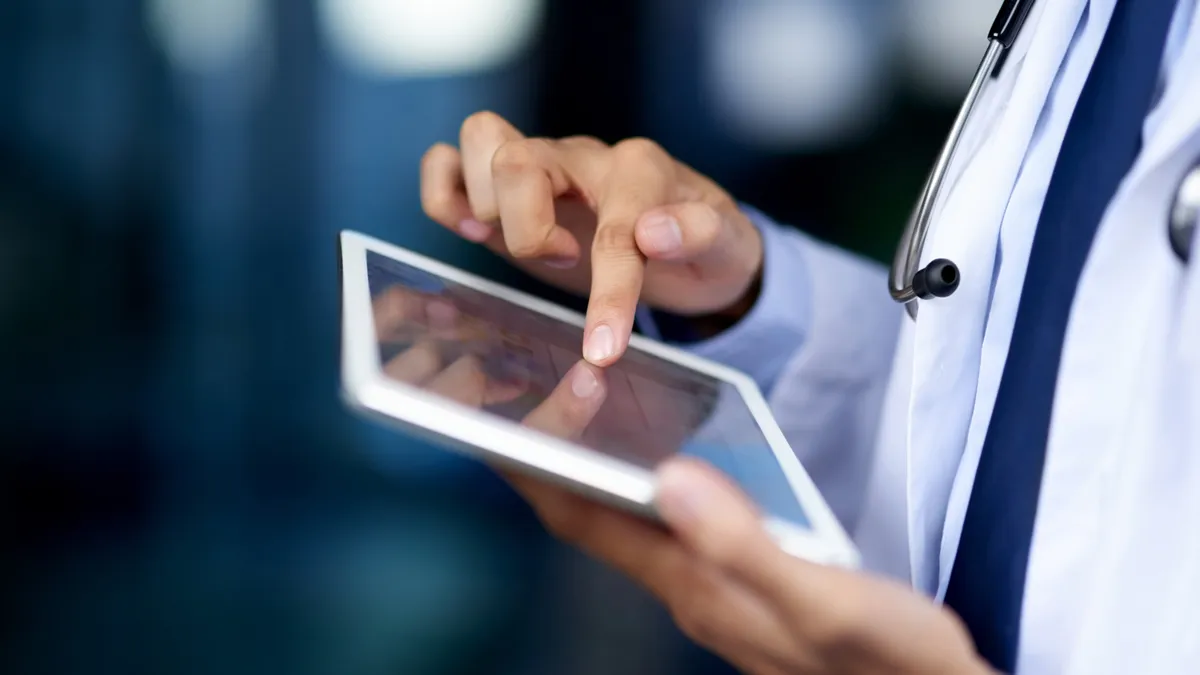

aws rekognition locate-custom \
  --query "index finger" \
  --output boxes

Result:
[521,360,607,440]
[490,136,607,266]
[583,139,673,366]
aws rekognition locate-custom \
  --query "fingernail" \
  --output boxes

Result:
[640,215,683,256]
[545,257,578,270]
[657,463,709,525]
[459,219,492,242]
[584,324,616,363]
[569,363,600,399]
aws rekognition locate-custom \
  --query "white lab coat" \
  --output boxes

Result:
[741,1,1200,673]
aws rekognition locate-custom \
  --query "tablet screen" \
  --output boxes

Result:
[366,251,809,528]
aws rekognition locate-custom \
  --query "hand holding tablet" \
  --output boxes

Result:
[341,231,857,567]
[391,112,996,675]
[341,234,992,675]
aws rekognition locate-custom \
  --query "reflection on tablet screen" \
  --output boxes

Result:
[366,251,809,528]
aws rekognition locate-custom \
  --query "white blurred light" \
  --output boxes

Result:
[899,0,997,100]
[319,0,544,77]
[147,0,268,73]
[706,0,886,150]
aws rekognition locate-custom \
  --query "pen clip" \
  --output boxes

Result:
[988,0,1036,49]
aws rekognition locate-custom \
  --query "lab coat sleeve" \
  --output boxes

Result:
[637,207,904,536]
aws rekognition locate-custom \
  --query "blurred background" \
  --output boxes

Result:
[0,1,995,673]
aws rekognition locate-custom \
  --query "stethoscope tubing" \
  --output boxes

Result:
[889,41,1004,318]
[888,0,1196,320]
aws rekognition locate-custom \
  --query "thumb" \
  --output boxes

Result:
[634,202,750,268]
[656,457,816,603]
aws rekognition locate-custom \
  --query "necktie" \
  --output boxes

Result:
[942,0,1181,671]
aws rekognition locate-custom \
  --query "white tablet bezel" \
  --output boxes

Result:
[339,230,860,568]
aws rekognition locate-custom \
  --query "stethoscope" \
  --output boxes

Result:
[889,0,1200,319]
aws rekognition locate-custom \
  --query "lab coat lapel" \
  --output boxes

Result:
[1017,16,1200,667]
[1035,136,1200,675]
[904,0,1086,595]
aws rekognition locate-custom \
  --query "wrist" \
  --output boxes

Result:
[687,265,764,339]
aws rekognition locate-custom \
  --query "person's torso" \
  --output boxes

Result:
[858,0,1200,672]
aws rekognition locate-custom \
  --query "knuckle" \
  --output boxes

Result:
[707,192,738,216]
[592,221,639,257]
[460,110,507,142]
[590,293,634,319]
[587,278,640,318]
[614,136,664,161]
[491,139,542,176]
[560,135,608,152]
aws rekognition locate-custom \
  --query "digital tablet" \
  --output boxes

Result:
[339,230,859,567]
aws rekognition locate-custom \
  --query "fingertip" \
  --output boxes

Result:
[658,457,726,496]
[421,180,473,229]
[458,218,493,243]
[568,360,605,400]
[659,459,800,604]
[655,458,760,538]
[522,360,607,439]
[655,459,716,530]
[583,322,626,366]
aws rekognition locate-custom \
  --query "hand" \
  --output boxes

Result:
[420,112,764,366]
[373,283,990,674]
[509,460,995,675]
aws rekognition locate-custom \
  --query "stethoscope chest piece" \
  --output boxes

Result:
[1170,165,1200,264]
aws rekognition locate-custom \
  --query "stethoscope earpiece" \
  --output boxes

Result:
[911,259,961,300]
